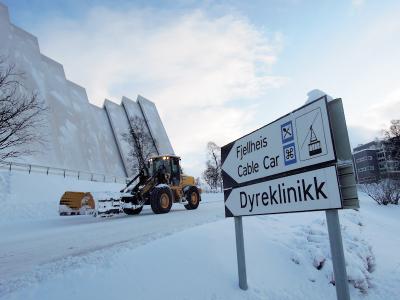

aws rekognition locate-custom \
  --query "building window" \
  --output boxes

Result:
[358,166,375,173]
[356,156,374,163]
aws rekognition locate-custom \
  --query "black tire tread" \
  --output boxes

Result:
[151,186,173,214]
[184,186,200,210]
[123,206,143,215]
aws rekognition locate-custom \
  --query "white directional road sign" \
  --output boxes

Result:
[224,165,342,217]
[221,98,336,187]
[224,96,353,300]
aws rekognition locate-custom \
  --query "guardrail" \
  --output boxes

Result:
[0,160,128,184]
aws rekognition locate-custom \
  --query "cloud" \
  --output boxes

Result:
[351,0,365,7]
[347,88,400,146]
[347,125,380,148]
[290,5,400,150]
[364,89,400,130]
[33,5,284,175]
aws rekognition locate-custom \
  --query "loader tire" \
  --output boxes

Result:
[123,206,143,215]
[184,186,200,210]
[151,186,173,214]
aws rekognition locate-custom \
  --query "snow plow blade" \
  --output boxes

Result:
[59,191,95,216]
[94,197,122,217]
[59,191,124,217]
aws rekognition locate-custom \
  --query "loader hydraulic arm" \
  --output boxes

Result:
[120,171,142,193]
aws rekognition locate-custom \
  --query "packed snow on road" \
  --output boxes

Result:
[0,171,399,300]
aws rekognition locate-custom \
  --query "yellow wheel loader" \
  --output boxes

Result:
[59,155,201,217]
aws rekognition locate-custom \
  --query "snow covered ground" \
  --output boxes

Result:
[0,171,123,225]
[0,171,399,299]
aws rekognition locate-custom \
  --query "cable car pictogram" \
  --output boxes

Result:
[308,125,322,156]
[299,109,324,158]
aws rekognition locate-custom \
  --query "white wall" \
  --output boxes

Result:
[0,3,174,178]
[138,95,175,155]
[122,96,158,157]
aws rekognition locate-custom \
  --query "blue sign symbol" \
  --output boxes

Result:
[283,143,297,166]
[281,121,294,144]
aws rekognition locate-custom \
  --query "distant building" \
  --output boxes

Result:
[353,140,400,183]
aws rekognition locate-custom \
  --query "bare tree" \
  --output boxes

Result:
[122,116,158,174]
[0,57,47,160]
[383,119,400,168]
[202,162,219,191]
[360,180,400,205]
[202,141,222,192]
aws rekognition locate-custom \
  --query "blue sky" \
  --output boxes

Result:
[2,0,400,176]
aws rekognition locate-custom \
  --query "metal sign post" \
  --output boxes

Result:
[221,96,359,299]
[326,210,350,300]
[234,216,248,290]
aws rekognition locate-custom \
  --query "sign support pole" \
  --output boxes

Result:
[234,216,248,290]
[325,209,350,300]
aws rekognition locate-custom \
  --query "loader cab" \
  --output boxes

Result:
[148,155,181,186]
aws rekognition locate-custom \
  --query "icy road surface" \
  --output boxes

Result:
[0,197,223,290]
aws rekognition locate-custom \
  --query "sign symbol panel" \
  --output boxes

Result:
[295,108,327,162]
[281,121,294,143]
[283,143,297,165]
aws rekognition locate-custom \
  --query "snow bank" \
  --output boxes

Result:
[286,210,374,293]
[200,192,223,203]
[0,171,123,224]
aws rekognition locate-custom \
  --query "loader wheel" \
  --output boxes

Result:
[123,206,143,215]
[184,186,200,210]
[151,186,173,214]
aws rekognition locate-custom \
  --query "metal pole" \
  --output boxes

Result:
[326,209,350,300]
[234,216,248,290]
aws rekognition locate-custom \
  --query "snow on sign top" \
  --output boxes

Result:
[221,97,336,188]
